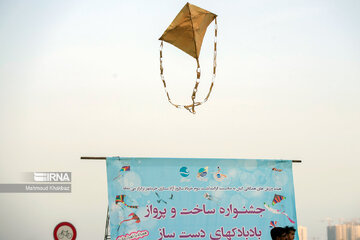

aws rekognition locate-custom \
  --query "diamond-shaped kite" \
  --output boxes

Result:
[159,2,218,114]
[272,194,286,205]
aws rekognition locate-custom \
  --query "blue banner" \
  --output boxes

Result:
[106,157,298,240]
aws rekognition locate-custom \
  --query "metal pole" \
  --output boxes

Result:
[104,207,110,240]
[81,157,106,160]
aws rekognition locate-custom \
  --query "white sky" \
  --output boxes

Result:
[0,0,359,239]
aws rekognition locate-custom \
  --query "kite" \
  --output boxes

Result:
[272,168,282,172]
[121,166,130,171]
[159,2,218,114]
[113,166,130,180]
[117,213,140,231]
[115,195,138,209]
[269,221,278,228]
[264,203,295,224]
[272,194,286,205]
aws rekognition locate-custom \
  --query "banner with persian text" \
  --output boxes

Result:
[106,157,298,240]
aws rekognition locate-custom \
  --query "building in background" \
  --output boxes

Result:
[298,226,307,240]
[327,221,360,240]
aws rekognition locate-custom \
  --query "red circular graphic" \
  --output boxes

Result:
[53,222,77,240]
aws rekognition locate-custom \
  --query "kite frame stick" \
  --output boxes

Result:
[80,157,302,163]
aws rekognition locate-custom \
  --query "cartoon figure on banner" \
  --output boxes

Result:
[155,192,174,204]
[117,213,140,232]
[204,192,221,205]
[197,167,208,181]
[113,166,130,180]
[115,195,138,209]
[213,166,227,182]
[159,3,218,114]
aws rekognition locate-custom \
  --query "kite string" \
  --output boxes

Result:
[188,17,217,113]
[189,59,201,113]
[196,17,217,104]
[159,17,218,114]
[160,41,181,109]
[160,43,200,113]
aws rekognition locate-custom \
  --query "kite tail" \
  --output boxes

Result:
[286,216,295,224]
[116,195,138,208]
[282,212,295,224]
[119,219,131,225]
[123,202,138,209]
[265,202,295,224]
[113,175,121,180]
[117,219,132,231]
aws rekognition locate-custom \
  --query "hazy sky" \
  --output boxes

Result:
[0,0,359,239]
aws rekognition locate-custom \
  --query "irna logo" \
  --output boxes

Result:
[34,172,71,182]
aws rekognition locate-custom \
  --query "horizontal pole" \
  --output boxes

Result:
[81,157,302,163]
[81,157,106,160]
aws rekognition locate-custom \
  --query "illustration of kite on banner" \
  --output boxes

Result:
[115,195,138,209]
[272,194,286,205]
[264,202,296,224]
[113,165,130,180]
[117,213,140,232]
[159,2,218,114]
[272,168,283,172]
[269,221,278,228]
